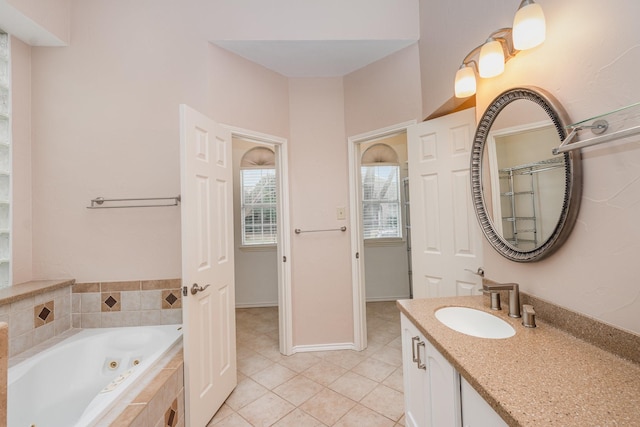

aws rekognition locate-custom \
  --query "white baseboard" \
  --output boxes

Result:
[235,302,278,308]
[365,295,410,302]
[292,342,357,353]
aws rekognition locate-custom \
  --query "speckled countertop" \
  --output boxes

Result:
[397,296,640,427]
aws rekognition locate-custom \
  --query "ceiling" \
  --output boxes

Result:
[213,39,417,78]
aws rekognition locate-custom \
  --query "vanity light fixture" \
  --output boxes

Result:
[478,38,506,78]
[453,0,546,98]
[512,0,546,50]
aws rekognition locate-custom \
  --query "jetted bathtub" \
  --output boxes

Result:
[8,324,183,426]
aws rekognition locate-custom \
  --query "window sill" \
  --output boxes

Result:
[364,238,406,248]
[239,244,277,252]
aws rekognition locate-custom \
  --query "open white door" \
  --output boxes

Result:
[407,108,483,298]
[180,105,237,426]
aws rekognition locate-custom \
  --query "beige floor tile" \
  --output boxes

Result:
[208,412,253,427]
[272,408,325,427]
[321,350,367,370]
[360,384,405,422]
[371,345,403,367]
[299,388,356,426]
[351,357,396,383]
[208,403,234,425]
[333,404,395,427]
[223,303,404,427]
[238,354,274,376]
[381,367,404,393]
[225,378,269,411]
[251,364,297,390]
[238,392,295,427]
[328,371,378,402]
[273,375,324,406]
[302,360,348,386]
[277,352,322,373]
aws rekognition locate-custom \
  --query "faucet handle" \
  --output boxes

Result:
[522,304,536,328]
[481,289,501,311]
[465,267,485,277]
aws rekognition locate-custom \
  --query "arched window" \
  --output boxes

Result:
[361,144,402,239]
[240,147,277,245]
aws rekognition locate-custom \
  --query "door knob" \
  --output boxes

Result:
[191,283,211,295]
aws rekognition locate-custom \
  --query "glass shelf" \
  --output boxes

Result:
[555,101,640,154]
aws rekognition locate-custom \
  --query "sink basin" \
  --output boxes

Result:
[435,307,515,339]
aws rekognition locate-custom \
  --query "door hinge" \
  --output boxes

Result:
[182,286,188,297]
[283,256,287,262]
[355,252,360,259]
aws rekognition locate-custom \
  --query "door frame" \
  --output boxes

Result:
[222,125,293,355]
[347,120,416,351]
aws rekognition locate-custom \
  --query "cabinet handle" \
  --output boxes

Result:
[411,336,420,363]
[417,341,427,370]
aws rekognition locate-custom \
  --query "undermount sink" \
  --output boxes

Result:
[435,307,515,339]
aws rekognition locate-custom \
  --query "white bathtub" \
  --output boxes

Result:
[8,324,183,427]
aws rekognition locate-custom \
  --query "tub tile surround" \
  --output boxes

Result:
[397,295,640,426]
[0,280,73,357]
[73,279,183,328]
[96,344,185,427]
[0,322,7,427]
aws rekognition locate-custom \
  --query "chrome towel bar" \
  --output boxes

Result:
[87,196,181,209]
[294,226,347,234]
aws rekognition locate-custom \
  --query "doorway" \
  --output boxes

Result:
[348,121,416,350]
[225,125,293,355]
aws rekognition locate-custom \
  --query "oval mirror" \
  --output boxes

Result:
[471,87,582,262]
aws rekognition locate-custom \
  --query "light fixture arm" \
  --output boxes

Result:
[487,27,519,62]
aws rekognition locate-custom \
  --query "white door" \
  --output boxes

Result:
[407,108,483,298]
[180,105,237,426]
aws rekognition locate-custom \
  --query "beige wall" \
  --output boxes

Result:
[10,37,32,285]
[344,44,422,136]
[419,0,640,333]
[30,0,209,282]
[289,78,353,347]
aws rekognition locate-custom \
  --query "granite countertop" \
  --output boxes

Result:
[397,296,640,426]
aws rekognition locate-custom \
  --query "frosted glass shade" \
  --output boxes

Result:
[454,66,476,98]
[513,2,546,50]
[479,40,505,78]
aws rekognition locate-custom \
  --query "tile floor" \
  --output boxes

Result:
[208,301,405,427]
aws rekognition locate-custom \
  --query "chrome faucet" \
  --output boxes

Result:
[467,268,521,318]
[482,279,521,318]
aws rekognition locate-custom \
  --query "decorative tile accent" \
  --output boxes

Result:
[165,398,178,427]
[101,292,121,312]
[34,301,55,328]
[162,290,181,309]
[71,279,182,328]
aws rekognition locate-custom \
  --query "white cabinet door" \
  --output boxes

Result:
[402,313,508,427]
[401,314,429,427]
[426,339,461,426]
[401,313,461,427]
[461,377,508,427]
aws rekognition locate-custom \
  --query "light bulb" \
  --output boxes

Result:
[454,66,476,98]
[479,40,505,78]
[513,0,546,50]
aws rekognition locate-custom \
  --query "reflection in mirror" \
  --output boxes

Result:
[485,100,565,251]
[471,87,582,262]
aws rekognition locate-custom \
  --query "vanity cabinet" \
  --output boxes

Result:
[401,313,507,427]
[401,313,461,427]
[460,377,508,427]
